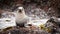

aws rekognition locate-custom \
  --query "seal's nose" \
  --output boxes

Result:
[19,10,22,13]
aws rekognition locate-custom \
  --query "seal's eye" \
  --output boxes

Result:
[0,14,2,18]
[28,24,32,26]
[19,10,22,13]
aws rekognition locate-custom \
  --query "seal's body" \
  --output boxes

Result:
[16,7,28,27]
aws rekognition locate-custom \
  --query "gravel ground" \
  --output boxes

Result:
[0,27,51,34]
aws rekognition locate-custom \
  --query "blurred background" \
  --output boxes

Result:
[0,0,60,17]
